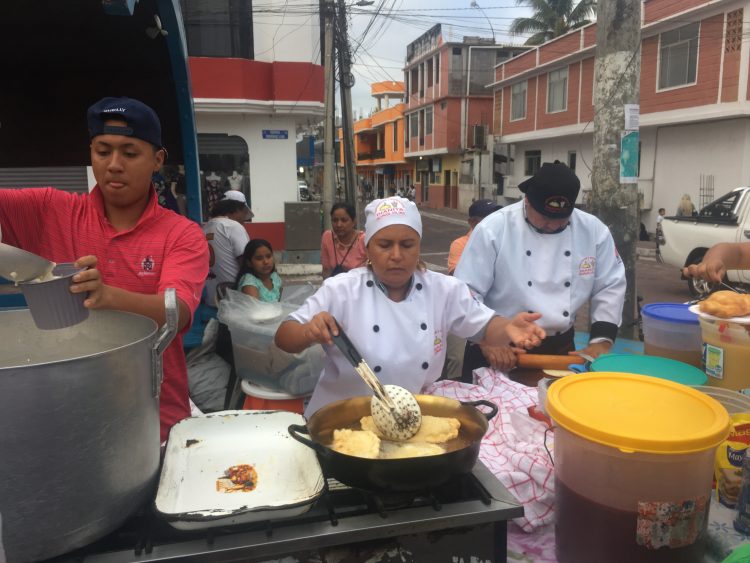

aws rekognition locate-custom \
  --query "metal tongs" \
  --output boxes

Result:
[686,279,748,305]
[329,320,398,413]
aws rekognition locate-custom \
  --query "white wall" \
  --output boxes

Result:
[504,135,594,201]
[196,113,299,223]
[253,0,320,64]
[648,118,750,229]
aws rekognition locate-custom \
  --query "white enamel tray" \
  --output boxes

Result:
[155,410,324,530]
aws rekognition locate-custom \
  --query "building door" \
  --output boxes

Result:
[421,172,429,202]
[443,170,451,207]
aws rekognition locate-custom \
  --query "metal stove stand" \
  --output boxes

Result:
[49,461,522,563]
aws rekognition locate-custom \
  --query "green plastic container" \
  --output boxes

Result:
[590,353,707,386]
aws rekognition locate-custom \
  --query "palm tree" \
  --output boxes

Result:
[510,0,597,46]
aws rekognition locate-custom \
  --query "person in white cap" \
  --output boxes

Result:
[275,196,546,416]
[202,192,253,307]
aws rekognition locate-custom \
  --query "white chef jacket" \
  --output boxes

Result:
[454,201,625,339]
[290,267,496,416]
[202,217,250,307]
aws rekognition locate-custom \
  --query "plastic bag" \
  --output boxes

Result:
[217,289,323,396]
[186,318,231,412]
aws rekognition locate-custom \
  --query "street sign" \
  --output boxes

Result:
[262,129,288,140]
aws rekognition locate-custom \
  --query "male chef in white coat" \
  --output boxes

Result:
[455,161,626,381]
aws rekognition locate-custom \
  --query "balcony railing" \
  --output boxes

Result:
[357,149,386,160]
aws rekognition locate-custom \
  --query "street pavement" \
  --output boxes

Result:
[418,207,692,332]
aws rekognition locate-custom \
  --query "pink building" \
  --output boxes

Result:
[403,24,527,210]
[490,0,750,230]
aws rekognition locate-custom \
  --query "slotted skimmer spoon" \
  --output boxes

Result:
[330,321,422,441]
[0,243,56,284]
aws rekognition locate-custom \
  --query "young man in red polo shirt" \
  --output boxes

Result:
[0,97,208,442]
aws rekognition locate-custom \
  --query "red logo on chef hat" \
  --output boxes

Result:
[544,195,572,215]
[375,198,407,220]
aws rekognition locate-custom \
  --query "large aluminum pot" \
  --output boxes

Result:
[0,290,178,562]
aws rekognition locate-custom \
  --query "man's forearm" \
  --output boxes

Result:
[102,286,191,330]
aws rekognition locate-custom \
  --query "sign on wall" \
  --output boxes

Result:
[262,129,289,140]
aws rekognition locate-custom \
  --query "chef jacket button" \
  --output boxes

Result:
[366,280,374,287]
[527,281,532,287]
[526,250,531,256]
[564,250,571,257]
[373,325,380,332]
[416,283,423,290]
[420,323,427,330]
[421,362,429,369]
[564,281,571,287]
[528,310,534,314]
[374,365,382,373]
[563,311,569,317]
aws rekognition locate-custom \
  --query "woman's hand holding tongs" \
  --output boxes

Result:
[302,311,340,346]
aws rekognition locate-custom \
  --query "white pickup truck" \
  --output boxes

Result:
[660,187,750,295]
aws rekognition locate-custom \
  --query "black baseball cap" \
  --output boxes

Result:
[519,161,580,218]
[87,97,163,149]
[468,199,501,218]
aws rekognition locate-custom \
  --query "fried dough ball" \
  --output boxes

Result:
[700,290,750,318]
[331,429,381,459]
[361,415,460,444]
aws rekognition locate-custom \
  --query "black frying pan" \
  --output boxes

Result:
[289,394,497,492]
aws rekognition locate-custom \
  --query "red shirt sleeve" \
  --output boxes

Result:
[0,188,57,255]
[159,220,210,329]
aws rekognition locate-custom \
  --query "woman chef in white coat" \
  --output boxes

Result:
[275,197,546,416]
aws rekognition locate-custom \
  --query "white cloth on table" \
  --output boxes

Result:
[425,368,556,532]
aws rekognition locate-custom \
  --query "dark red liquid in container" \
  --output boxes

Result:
[555,479,707,563]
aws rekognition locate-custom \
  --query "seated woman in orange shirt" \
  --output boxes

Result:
[320,203,367,278]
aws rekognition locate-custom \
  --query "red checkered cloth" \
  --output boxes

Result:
[426,369,556,532]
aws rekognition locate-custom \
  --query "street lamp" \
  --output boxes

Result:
[470,0,495,43]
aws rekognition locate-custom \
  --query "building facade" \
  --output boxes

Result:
[183,0,324,248]
[402,24,527,211]
[491,0,750,230]
[341,82,409,198]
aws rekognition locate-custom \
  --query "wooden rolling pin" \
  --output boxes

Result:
[516,354,586,371]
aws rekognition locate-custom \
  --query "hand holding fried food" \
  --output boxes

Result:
[699,290,750,318]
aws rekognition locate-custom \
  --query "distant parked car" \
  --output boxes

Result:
[297,180,311,201]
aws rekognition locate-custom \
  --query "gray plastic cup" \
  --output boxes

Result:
[19,263,89,330]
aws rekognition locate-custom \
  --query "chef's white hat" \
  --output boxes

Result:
[364,197,422,245]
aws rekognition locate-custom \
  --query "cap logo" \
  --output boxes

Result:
[544,195,572,215]
[375,199,406,220]
[103,107,127,113]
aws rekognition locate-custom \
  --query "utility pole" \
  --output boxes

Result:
[322,0,336,231]
[590,0,641,339]
[336,0,361,222]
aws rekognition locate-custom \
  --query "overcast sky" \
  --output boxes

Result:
[346,0,531,112]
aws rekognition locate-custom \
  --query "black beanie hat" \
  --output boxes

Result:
[519,161,580,218]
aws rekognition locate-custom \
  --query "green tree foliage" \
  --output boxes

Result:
[510,0,597,45]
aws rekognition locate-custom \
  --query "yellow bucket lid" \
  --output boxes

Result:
[546,372,730,454]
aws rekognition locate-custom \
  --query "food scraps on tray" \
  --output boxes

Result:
[216,464,258,493]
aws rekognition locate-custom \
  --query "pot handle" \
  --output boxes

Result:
[289,424,329,458]
[151,288,179,398]
[462,399,499,421]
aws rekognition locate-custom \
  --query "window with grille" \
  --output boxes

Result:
[410,113,419,138]
[425,107,433,135]
[547,68,568,113]
[658,22,699,89]
[726,10,742,53]
[393,120,398,152]
[524,150,541,176]
[511,81,527,120]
